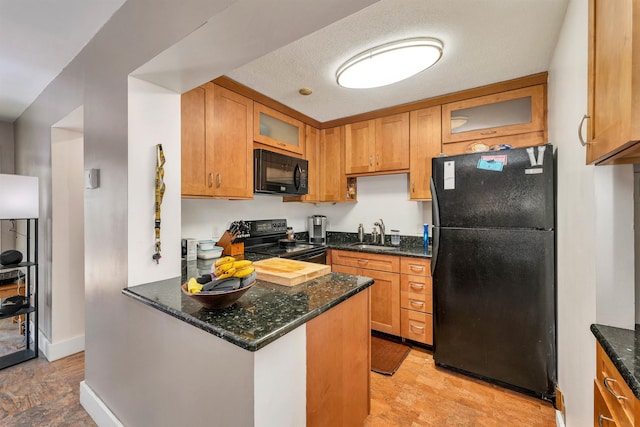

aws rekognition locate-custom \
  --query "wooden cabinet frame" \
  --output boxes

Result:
[442,85,545,144]
[254,102,305,156]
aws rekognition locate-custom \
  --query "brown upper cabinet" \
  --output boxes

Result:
[345,112,410,175]
[253,103,305,156]
[319,126,349,202]
[284,125,320,203]
[409,106,442,200]
[585,0,640,165]
[181,83,253,199]
[441,85,546,155]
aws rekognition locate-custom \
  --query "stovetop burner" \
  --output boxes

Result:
[240,219,326,260]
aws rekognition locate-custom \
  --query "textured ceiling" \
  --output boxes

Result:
[1,0,568,124]
[0,0,125,122]
[226,0,569,122]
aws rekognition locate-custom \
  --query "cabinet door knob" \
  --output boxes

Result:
[578,114,591,146]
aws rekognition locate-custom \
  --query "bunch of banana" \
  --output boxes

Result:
[213,257,255,279]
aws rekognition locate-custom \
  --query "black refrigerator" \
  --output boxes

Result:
[430,144,556,401]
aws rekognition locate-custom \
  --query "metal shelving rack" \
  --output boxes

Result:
[0,218,38,370]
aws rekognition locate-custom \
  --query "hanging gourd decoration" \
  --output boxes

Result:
[153,144,165,264]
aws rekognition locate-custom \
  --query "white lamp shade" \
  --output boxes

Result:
[0,174,39,219]
[336,37,443,89]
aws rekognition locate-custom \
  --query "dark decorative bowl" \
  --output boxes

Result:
[181,280,255,309]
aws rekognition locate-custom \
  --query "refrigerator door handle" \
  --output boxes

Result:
[430,226,439,276]
[430,176,440,227]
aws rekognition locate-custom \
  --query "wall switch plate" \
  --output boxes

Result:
[85,169,100,189]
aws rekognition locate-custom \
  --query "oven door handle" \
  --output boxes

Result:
[294,164,302,191]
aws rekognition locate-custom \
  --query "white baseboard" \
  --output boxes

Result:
[38,329,85,361]
[80,381,124,427]
[556,410,566,427]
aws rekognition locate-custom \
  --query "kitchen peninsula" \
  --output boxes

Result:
[122,271,373,426]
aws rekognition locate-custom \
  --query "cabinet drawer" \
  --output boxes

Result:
[596,343,635,427]
[401,310,432,345]
[331,264,358,275]
[400,274,432,295]
[594,380,620,427]
[400,257,430,276]
[332,250,399,273]
[400,292,432,314]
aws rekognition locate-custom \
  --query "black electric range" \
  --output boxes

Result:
[242,219,327,263]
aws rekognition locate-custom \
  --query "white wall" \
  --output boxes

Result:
[594,166,634,328]
[127,77,182,286]
[50,127,85,358]
[0,121,14,251]
[0,121,13,174]
[547,0,635,424]
[182,173,430,240]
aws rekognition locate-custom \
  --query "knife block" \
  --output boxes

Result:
[216,231,244,257]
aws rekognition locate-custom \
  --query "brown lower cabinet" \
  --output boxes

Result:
[331,249,432,345]
[594,342,638,427]
[307,288,370,426]
[399,257,432,345]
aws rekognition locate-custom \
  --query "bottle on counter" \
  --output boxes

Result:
[371,227,379,245]
[358,223,364,242]
[423,224,429,249]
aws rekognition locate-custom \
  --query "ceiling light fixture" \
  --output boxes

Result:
[336,37,443,89]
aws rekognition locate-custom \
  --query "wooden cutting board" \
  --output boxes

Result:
[252,258,331,286]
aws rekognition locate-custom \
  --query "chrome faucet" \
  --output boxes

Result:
[374,219,386,245]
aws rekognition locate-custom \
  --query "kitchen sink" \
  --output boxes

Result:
[348,243,399,251]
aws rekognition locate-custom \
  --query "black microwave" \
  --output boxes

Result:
[254,149,308,196]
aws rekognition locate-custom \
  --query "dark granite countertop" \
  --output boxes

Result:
[326,231,432,258]
[591,323,640,399]
[123,273,373,352]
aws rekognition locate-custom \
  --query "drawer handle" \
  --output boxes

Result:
[480,130,497,135]
[409,283,424,290]
[208,173,214,188]
[410,300,425,308]
[410,324,424,333]
[598,414,615,427]
[410,265,424,272]
[357,259,369,264]
[603,377,628,400]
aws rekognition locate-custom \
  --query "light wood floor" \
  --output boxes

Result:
[0,349,555,426]
[365,346,557,426]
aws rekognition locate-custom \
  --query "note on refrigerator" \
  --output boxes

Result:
[444,161,455,190]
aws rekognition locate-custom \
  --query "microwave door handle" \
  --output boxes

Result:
[294,164,302,190]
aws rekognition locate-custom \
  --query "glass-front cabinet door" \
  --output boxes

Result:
[254,103,304,155]
[442,85,545,144]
